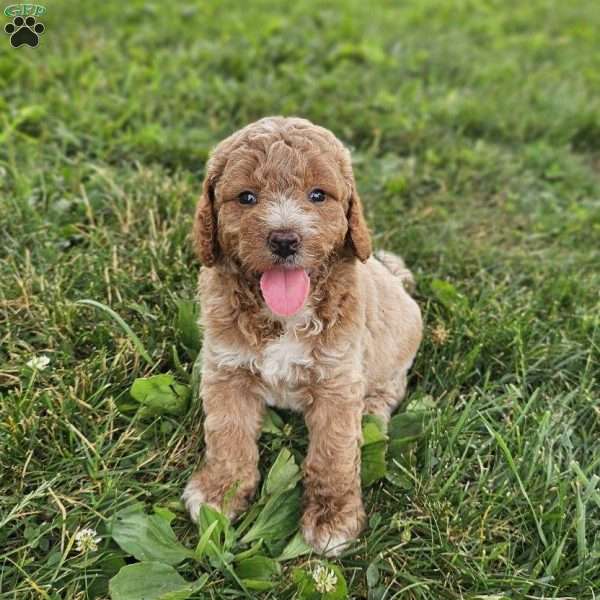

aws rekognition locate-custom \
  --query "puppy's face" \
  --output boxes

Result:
[212,132,351,275]
[194,117,371,276]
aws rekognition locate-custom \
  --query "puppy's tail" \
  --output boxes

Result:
[375,250,416,295]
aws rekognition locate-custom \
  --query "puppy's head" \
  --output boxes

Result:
[193,117,371,315]
[194,116,371,269]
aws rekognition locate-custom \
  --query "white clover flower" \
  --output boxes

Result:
[26,355,50,370]
[312,563,338,594]
[74,527,101,553]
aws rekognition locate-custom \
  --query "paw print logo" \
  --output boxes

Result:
[4,15,45,48]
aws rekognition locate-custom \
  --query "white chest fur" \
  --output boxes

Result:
[260,330,313,386]
[208,310,320,411]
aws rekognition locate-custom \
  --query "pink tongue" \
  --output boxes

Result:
[260,268,310,317]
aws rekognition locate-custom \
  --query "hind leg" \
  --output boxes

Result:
[364,369,409,423]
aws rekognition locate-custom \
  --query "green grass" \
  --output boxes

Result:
[1,0,599,597]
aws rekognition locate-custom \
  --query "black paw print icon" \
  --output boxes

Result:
[4,16,45,48]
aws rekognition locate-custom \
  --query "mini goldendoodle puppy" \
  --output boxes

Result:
[183,116,422,555]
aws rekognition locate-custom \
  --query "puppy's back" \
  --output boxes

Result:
[374,250,416,295]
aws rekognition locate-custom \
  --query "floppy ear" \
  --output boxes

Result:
[346,184,372,262]
[193,170,220,266]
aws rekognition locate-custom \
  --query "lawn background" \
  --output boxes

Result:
[1,0,599,598]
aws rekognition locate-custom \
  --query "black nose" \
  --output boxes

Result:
[268,230,300,258]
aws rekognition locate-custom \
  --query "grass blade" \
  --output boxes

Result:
[75,299,152,364]
[483,419,548,548]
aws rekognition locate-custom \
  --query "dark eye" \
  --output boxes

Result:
[309,189,326,203]
[238,191,257,205]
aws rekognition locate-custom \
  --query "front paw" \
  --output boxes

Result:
[301,493,366,556]
[182,464,258,522]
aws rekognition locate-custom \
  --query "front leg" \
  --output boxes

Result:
[183,367,264,521]
[301,380,366,556]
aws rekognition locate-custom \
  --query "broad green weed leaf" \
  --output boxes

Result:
[194,520,218,560]
[388,411,429,461]
[362,415,387,442]
[389,411,426,442]
[198,504,235,550]
[241,486,301,545]
[109,503,194,565]
[175,299,201,358]
[362,440,387,487]
[232,502,263,540]
[234,539,264,562]
[262,447,301,496]
[109,562,207,600]
[240,579,276,591]
[130,374,190,417]
[153,506,176,524]
[236,555,281,579]
[262,408,284,435]
[361,415,388,487]
[197,504,236,567]
[236,554,281,589]
[366,561,380,588]
[277,531,312,561]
